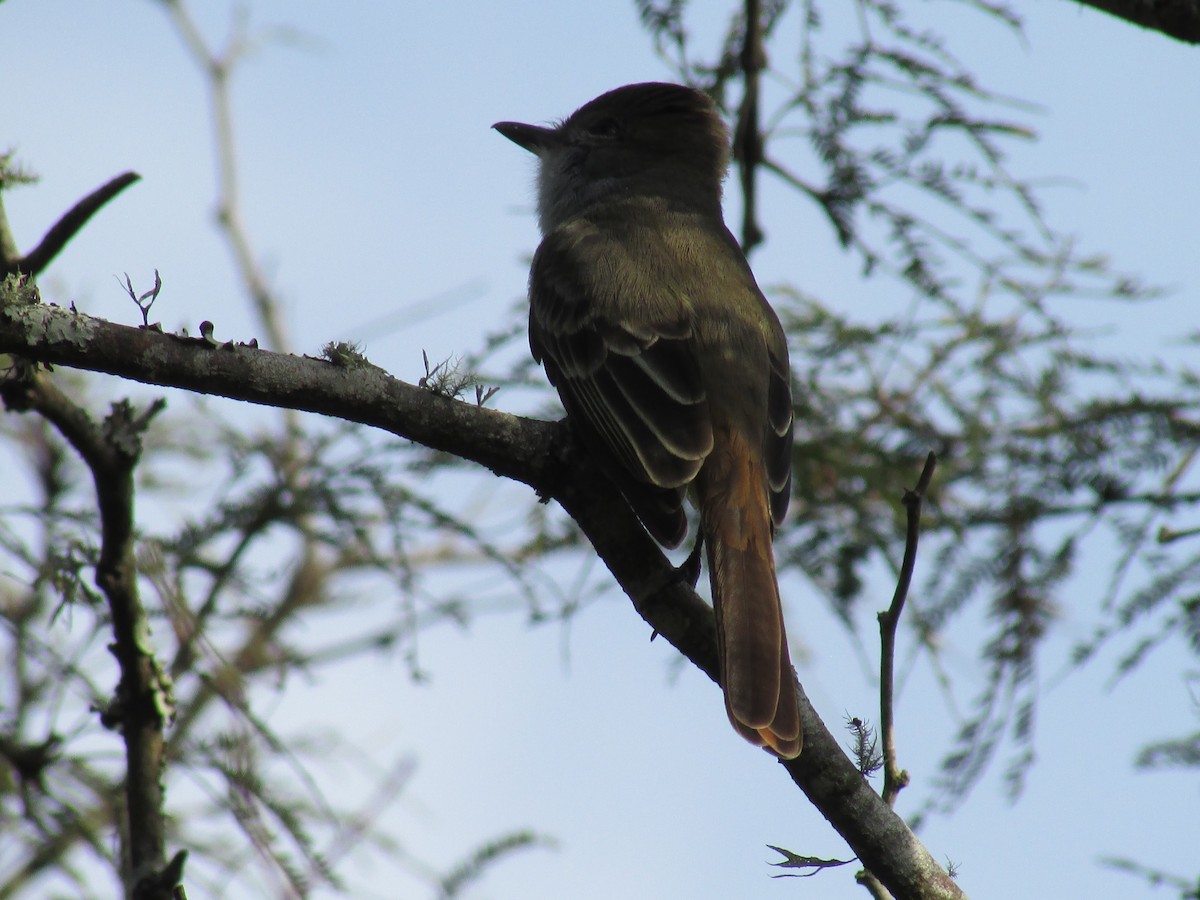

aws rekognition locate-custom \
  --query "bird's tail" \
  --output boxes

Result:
[698,427,802,759]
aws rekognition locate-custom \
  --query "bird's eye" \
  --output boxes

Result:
[587,116,621,138]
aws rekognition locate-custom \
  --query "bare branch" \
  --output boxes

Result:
[2,172,141,277]
[733,0,766,251]
[4,372,182,898]
[0,308,965,899]
[1068,0,1200,44]
[878,452,938,808]
[161,0,293,353]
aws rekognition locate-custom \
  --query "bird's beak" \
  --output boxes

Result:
[492,121,561,155]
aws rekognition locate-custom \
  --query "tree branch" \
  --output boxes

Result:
[1,370,182,899]
[734,0,766,251]
[162,0,293,353]
[2,172,141,277]
[0,306,964,899]
[879,452,937,809]
[1067,0,1200,44]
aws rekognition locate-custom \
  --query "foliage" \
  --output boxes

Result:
[626,0,1200,812]
[0,4,549,895]
[0,397,544,895]
[2,0,1198,896]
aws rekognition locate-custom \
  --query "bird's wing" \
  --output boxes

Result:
[765,335,794,528]
[529,227,714,547]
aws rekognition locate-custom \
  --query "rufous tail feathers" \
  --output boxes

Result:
[700,427,801,759]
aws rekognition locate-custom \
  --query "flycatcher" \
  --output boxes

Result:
[495,82,801,758]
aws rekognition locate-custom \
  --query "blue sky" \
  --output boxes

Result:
[3,2,1198,899]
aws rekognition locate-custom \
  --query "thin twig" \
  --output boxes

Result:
[5,172,141,277]
[162,0,293,355]
[878,451,937,807]
[857,868,896,900]
[735,0,765,252]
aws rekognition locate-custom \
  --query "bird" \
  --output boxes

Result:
[494,82,801,758]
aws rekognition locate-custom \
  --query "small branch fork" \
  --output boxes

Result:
[1,178,184,896]
[879,451,937,807]
[856,452,938,899]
